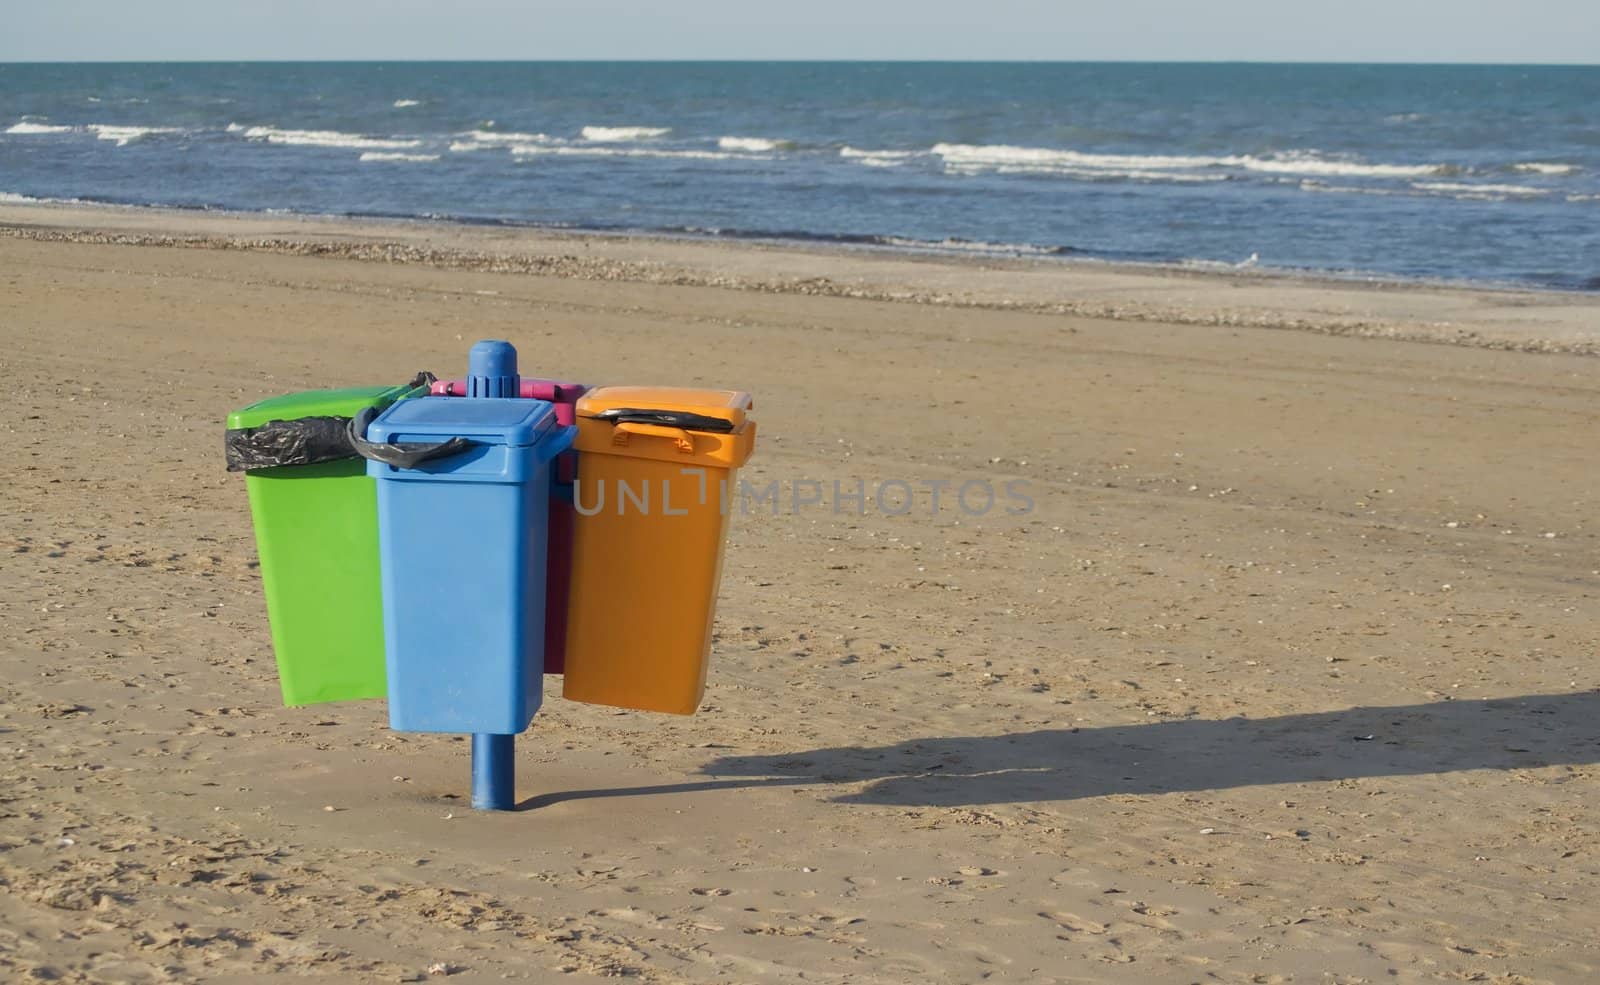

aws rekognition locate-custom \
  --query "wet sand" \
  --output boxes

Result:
[2,205,1598,983]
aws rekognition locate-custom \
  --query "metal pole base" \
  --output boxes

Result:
[471,733,515,810]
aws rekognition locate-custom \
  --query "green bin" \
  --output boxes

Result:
[226,384,422,706]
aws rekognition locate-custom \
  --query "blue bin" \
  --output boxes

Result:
[366,396,576,734]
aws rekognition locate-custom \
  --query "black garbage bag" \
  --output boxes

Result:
[225,416,359,472]
[224,372,437,472]
[586,407,738,433]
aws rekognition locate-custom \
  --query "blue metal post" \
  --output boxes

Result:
[471,733,515,810]
[467,340,522,810]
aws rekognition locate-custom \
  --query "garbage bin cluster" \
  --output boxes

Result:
[224,340,756,810]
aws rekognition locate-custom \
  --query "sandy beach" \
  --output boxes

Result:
[2,203,1598,984]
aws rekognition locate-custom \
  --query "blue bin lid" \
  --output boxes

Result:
[368,396,558,448]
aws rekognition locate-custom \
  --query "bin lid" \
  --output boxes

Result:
[227,384,416,430]
[367,396,558,448]
[576,386,752,431]
[433,378,588,404]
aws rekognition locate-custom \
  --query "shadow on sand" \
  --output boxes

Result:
[517,691,1600,810]
[705,691,1600,807]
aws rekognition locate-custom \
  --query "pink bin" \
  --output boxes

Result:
[430,377,588,674]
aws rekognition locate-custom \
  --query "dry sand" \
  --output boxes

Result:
[1,204,1598,984]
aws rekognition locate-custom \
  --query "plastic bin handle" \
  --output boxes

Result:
[346,407,479,469]
[610,421,699,455]
[588,408,737,433]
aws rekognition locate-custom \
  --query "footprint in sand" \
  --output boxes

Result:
[1040,910,1108,935]
[1122,899,1181,931]
[803,911,865,926]
[590,907,667,928]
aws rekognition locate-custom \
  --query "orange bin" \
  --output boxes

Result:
[562,386,756,714]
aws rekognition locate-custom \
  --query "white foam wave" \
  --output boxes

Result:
[1298,180,1400,197]
[87,124,178,146]
[840,147,918,168]
[1511,162,1578,175]
[449,130,557,152]
[946,161,1228,184]
[716,136,789,153]
[580,125,671,142]
[359,151,439,163]
[932,142,1444,179]
[1413,180,1549,197]
[393,99,422,108]
[6,122,73,135]
[1301,178,1556,202]
[242,126,422,150]
[1238,153,1442,178]
[878,236,1061,256]
[934,142,1230,172]
[225,122,245,133]
[513,145,737,161]
[0,191,50,203]
[1568,193,1599,202]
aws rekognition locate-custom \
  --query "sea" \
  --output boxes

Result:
[2,62,1597,290]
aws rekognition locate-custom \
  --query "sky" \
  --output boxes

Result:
[4,1,1598,64]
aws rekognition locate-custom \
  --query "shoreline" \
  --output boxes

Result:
[5,198,1600,356]
[12,190,1594,298]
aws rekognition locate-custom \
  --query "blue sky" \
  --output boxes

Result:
[6,1,1598,63]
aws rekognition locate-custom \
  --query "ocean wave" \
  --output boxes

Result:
[934,142,1231,172]
[87,124,179,146]
[931,142,1445,179]
[1301,178,1554,202]
[1298,180,1401,197]
[840,147,919,168]
[946,161,1228,184]
[1412,180,1549,197]
[512,145,738,161]
[877,235,1068,256]
[662,224,1076,256]
[242,126,422,150]
[580,125,671,142]
[1237,152,1443,178]
[359,151,440,163]
[449,130,557,152]
[716,136,791,153]
[5,122,74,135]
[1510,162,1579,175]
[7,122,180,145]
[1179,254,1264,271]
[393,99,422,108]
[0,190,53,203]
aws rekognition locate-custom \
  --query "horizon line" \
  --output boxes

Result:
[2,57,1598,67]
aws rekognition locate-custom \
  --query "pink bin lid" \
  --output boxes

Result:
[429,378,588,426]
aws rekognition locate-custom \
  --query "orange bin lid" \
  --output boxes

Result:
[576,386,752,428]
[574,386,755,468]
